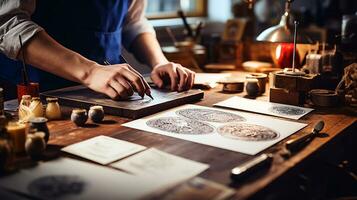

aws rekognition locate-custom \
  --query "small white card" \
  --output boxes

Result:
[214,96,313,120]
[61,135,146,165]
[111,148,209,185]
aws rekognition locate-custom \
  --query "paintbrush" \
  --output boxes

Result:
[165,27,178,46]
[104,58,154,100]
[19,35,29,86]
[178,10,193,38]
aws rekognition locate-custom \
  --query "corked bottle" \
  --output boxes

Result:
[45,97,61,120]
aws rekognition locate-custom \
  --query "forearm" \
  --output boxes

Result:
[19,31,97,85]
[130,33,168,68]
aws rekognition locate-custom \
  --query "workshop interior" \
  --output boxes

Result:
[0,0,356,199]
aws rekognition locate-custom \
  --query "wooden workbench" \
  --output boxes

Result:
[6,87,356,199]
[40,86,357,199]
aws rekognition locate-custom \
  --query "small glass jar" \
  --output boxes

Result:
[45,98,61,120]
[6,121,27,154]
[30,97,44,117]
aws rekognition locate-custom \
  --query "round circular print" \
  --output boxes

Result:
[176,108,245,123]
[217,123,279,141]
[146,117,214,135]
[28,175,86,199]
[269,106,306,116]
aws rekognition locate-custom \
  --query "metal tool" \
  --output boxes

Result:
[103,59,154,100]
[178,10,193,38]
[284,21,306,76]
[19,35,29,85]
[231,153,273,181]
[285,120,325,152]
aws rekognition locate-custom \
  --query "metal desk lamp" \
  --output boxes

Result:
[256,0,311,44]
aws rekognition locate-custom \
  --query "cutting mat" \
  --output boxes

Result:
[40,85,204,119]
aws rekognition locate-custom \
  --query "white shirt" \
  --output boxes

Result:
[0,0,155,60]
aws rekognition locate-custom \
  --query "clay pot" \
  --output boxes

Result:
[25,131,46,160]
[29,117,50,143]
[246,79,260,97]
[71,109,88,126]
[88,106,104,123]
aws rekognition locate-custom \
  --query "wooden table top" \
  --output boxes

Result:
[42,87,357,199]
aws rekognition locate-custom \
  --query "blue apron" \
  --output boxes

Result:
[0,0,129,92]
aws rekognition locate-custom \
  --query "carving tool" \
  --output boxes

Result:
[178,10,193,38]
[165,27,178,45]
[19,35,29,85]
[104,59,154,100]
[231,153,273,181]
[231,121,325,181]
[285,120,324,152]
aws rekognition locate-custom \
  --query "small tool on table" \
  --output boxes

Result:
[104,58,154,100]
[231,153,273,181]
[285,120,325,152]
[231,120,325,181]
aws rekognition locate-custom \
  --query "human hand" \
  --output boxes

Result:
[151,62,195,91]
[85,63,150,99]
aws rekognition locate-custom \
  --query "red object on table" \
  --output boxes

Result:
[17,82,39,103]
[275,43,300,68]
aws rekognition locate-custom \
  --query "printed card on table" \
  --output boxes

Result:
[122,104,307,155]
[214,96,313,120]
[62,135,146,165]
[111,148,209,186]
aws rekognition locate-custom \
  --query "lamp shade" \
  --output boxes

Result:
[256,6,312,43]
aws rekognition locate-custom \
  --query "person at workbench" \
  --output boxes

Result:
[0,0,195,99]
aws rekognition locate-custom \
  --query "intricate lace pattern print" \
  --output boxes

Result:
[146,117,215,135]
[176,108,246,123]
[217,123,279,141]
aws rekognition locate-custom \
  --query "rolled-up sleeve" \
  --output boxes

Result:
[0,0,43,60]
[122,0,155,50]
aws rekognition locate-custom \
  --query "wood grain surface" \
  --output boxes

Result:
[44,87,356,199]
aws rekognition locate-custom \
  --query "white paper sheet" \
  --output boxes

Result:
[194,73,232,88]
[61,135,146,165]
[214,96,314,120]
[0,158,169,200]
[111,148,209,187]
[123,104,307,155]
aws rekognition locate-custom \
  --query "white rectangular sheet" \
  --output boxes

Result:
[123,104,307,155]
[214,96,313,120]
[61,135,146,165]
[0,158,169,200]
[111,148,209,187]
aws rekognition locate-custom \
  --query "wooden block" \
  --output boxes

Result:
[41,85,204,119]
[269,87,305,106]
[274,72,318,92]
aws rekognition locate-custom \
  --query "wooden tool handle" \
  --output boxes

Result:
[285,132,314,151]
[231,153,273,180]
